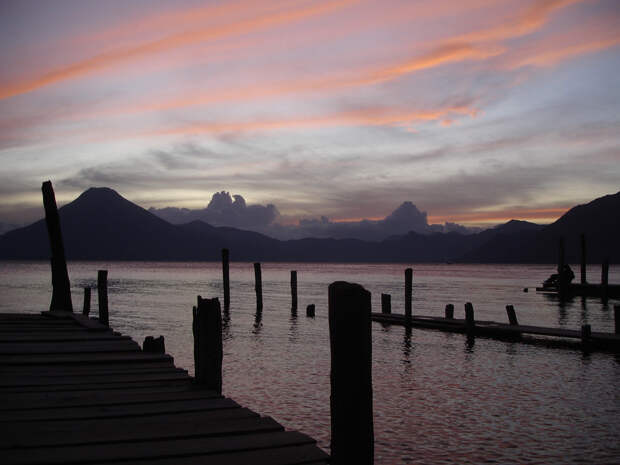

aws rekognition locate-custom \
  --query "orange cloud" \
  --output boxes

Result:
[93,0,584,117]
[428,206,570,225]
[0,0,357,100]
[143,104,478,137]
[503,29,620,69]
[457,0,585,43]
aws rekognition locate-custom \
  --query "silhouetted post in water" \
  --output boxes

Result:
[614,305,620,335]
[581,324,591,345]
[254,262,263,312]
[143,336,165,353]
[97,270,109,326]
[558,237,568,299]
[580,234,587,284]
[42,181,73,312]
[464,302,475,335]
[601,259,609,301]
[193,296,222,394]
[222,249,230,310]
[506,305,519,325]
[82,288,91,316]
[328,281,373,465]
[405,268,413,320]
[306,304,315,317]
[381,293,391,314]
[445,304,454,319]
[291,270,298,312]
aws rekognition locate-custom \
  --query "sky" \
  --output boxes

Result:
[0,0,619,232]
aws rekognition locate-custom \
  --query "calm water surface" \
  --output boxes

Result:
[1,261,619,464]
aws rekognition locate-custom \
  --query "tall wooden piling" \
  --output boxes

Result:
[581,324,591,344]
[82,287,91,316]
[97,270,109,326]
[381,293,391,314]
[602,259,609,301]
[193,296,223,394]
[405,268,413,319]
[506,305,519,326]
[558,237,568,299]
[222,248,230,310]
[614,305,620,335]
[445,304,454,319]
[254,262,263,312]
[291,270,298,312]
[464,302,475,335]
[580,234,587,284]
[558,237,565,274]
[42,181,73,312]
[328,281,374,465]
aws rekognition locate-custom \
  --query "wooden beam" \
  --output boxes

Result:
[41,181,73,312]
[328,281,373,465]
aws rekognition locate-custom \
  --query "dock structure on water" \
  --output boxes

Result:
[536,234,619,299]
[0,310,329,465]
[371,304,620,352]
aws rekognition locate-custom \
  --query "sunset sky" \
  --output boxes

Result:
[1,0,619,230]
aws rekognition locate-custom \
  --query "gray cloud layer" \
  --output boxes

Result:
[149,191,279,230]
[149,193,481,240]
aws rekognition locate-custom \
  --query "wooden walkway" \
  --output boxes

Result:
[371,313,620,352]
[536,283,620,298]
[0,312,329,465]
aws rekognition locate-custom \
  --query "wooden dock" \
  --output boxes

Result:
[0,311,329,465]
[371,312,620,352]
[536,283,620,298]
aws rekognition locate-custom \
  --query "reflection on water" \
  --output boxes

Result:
[1,261,619,464]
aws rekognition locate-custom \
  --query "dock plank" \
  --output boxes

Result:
[0,332,129,342]
[107,444,330,465]
[3,431,317,465]
[0,386,217,410]
[0,351,173,365]
[0,370,191,387]
[0,361,177,375]
[0,340,141,354]
[0,397,239,422]
[1,408,260,440]
[3,415,283,449]
[0,378,193,393]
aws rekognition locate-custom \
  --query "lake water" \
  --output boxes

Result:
[1,261,619,464]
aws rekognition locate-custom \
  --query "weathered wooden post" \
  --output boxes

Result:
[580,234,587,284]
[82,287,91,316]
[97,270,109,326]
[558,237,568,299]
[464,302,475,335]
[306,304,315,317]
[581,324,591,345]
[601,259,609,301]
[143,335,165,353]
[193,296,223,394]
[405,268,413,320]
[381,293,391,314]
[222,248,230,310]
[291,270,298,312]
[254,262,263,312]
[328,281,373,465]
[614,305,620,335]
[506,305,519,326]
[444,304,454,319]
[42,181,73,312]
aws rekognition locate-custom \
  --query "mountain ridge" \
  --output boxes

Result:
[1,187,618,263]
